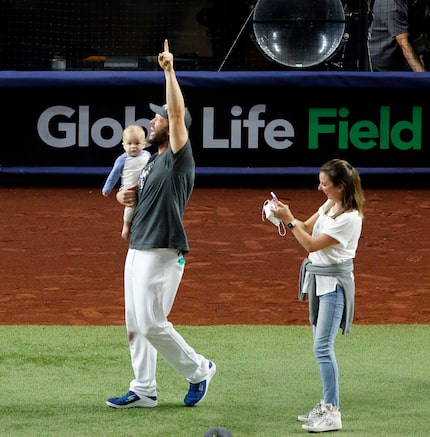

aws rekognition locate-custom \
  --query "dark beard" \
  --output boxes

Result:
[148,129,168,149]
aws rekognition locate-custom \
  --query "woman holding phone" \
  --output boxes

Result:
[272,159,365,433]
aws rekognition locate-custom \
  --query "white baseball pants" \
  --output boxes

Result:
[124,248,210,398]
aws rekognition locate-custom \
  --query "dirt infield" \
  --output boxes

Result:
[0,185,429,326]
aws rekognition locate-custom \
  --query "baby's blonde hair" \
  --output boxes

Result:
[122,124,146,143]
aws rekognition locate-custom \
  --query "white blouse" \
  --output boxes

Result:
[308,200,362,296]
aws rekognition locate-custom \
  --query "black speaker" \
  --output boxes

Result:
[342,0,370,71]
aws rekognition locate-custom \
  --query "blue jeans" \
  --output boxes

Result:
[312,285,345,408]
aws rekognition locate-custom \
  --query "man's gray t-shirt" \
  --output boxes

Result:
[369,0,428,71]
[129,140,195,254]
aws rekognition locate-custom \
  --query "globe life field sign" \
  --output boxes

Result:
[0,71,427,174]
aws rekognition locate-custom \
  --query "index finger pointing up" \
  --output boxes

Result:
[164,39,169,52]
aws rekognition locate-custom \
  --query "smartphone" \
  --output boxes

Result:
[270,191,279,203]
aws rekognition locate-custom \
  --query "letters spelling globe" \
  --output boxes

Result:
[252,0,346,68]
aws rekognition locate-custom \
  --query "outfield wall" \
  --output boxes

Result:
[0,71,429,177]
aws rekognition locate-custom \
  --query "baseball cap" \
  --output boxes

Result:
[149,103,192,129]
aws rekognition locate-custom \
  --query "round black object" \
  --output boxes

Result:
[252,0,346,68]
[203,427,233,437]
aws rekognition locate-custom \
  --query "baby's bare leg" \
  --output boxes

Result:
[121,221,131,240]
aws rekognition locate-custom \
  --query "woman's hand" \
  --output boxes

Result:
[116,185,137,207]
[272,200,294,224]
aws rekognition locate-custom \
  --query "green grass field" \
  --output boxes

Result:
[0,324,428,437]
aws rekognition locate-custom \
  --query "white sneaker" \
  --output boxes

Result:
[302,409,342,432]
[298,402,323,422]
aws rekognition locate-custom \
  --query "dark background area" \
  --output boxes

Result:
[0,0,369,71]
